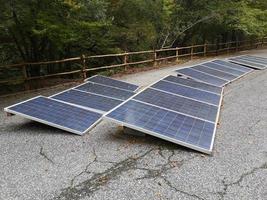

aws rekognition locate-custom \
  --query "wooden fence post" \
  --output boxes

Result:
[236,40,239,52]
[176,47,179,62]
[123,51,128,71]
[80,54,87,79]
[190,46,193,60]
[22,64,30,90]
[204,43,207,57]
[227,42,230,54]
[153,50,157,67]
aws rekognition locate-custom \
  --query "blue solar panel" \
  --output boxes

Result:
[163,75,222,94]
[245,55,267,62]
[151,80,221,105]
[51,89,122,112]
[230,57,267,69]
[87,75,139,91]
[106,100,216,153]
[212,60,251,72]
[203,62,244,76]
[238,56,267,65]
[75,82,135,100]
[4,96,102,135]
[133,88,218,122]
[229,58,266,69]
[176,68,228,87]
[192,65,237,81]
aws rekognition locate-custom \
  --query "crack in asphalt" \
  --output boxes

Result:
[248,119,261,132]
[69,148,98,188]
[163,177,205,200]
[135,148,203,199]
[53,148,156,200]
[216,162,267,200]
[135,149,184,181]
[54,145,203,200]
[39,146,54,164]
[69,147,117,188]
[53,146,203,200]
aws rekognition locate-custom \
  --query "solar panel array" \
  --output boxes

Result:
[105,56,262,154]
[4,75,139,135]
[105,75,222,154]
[5,55,264,154]
[228,55,267,70]
[175,59,253,87]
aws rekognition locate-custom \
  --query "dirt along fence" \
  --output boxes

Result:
[1,37,267,95]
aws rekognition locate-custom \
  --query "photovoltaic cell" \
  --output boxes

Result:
[229,58,266,69]
[175,68,228,87]
[51,89,122,112]
[202,62,244,76]
[75,82,135,100]
[105,100,216,153]
[191,65,237,81]
[133,88,218,122]
[163,75,222,94]
[86,75,139,91]
[4,96,102,135]
[151,80,221,105]
[212,60,252,72]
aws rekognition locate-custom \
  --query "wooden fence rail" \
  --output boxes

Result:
[1,37,267,93]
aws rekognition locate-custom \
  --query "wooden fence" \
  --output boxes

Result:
[1,37,267,94]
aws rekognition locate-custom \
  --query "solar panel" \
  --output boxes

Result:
[151,80,221,106]
[202,62,244,76]
[4,96,102,135]
[245,55,267,62]
[133,88,218,122]
[212,60,252,72]
[51,89,122,113]
[75,82,135,100]
[175,68,228,87]
[86,75,139,92]
[229,58,266,70]
[191,65,237,81]
[163,75,222,95]
[235,56,267,65]
[105,100,217,154]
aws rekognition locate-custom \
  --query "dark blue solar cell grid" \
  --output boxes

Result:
[163,75,222,94]
[239,56,267,65]
[134,88,218,122]
[212,60,251,72]
[151,80,221,105]
[52,89,122,112]
[75,82,135,100]
[88,75,139,91]
[203,62,244,76]
[106,100,215,151]
[7,96,102,134]
[176,68,228,87]
[229,58,266,69]
[192,65,237,81]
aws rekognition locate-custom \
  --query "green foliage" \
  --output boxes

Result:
[0,0,266,69]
